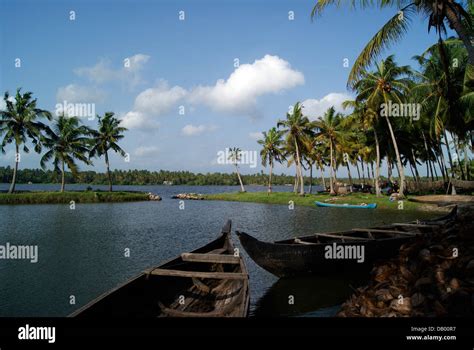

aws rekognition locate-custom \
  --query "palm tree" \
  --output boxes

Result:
[228,147,246,192]
[258,128,286,193]
[0,89,52,193]
[277,102,310,195]
[89,112,127,192]
[40,115,91,192]
[352,55,411,197]
[312,107,344,195]
[312,0,474,86]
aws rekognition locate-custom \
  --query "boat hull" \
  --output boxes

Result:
[70,221,250,318]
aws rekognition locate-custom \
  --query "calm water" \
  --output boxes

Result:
[0,184,437,317]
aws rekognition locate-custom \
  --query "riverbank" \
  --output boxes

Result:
[0,191,150,204]
[204,191,438,211]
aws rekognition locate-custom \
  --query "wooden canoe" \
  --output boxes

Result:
[315,201,377,209]
[237,206,457,278]
[70,220,250,317]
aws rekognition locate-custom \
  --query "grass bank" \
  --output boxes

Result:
[0,191,149,205]
[204,191,429,211]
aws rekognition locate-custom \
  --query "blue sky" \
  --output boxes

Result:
[0,0,446,176]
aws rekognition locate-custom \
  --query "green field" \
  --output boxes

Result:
[204,191,428,211]
[0,191,149,205]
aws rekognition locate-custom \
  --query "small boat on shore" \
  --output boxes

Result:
[237,207,457,278]
[70,220,250,317]
[315,201,377,209]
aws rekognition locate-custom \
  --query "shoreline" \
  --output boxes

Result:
[204,192,449,212]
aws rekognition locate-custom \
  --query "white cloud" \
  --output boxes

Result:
[121,81,187,130]
[74,54,150,87]
[249,132,263,140]
[56,84,106,103]
[134,146,159,157]
[0,95,14,110]
[301,92,352,120]
[188,55,304,115]
[181,124,217,136]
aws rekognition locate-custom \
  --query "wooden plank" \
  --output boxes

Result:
[294,238,316,245]
[315,233,370,240]
[149,268,247,280]
[392,223,438,228]
[181,253,240,264]
[352,228,419,236]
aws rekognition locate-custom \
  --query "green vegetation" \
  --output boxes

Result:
[204,191,424,211]
[0,191,149,205]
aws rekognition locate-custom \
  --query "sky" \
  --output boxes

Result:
[0,0,447,177]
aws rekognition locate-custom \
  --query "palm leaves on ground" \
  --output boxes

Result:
[228,147,246,192]
[257,127,286,193]
[312,0,473,86]
[277,102,311,195]
[89,112,127,192]
[40,115,91,192]
[0,89,52,193]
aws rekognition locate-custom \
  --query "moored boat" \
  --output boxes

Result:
[70,220,250,317]
[237,206,457,278]
[315,201,377,209]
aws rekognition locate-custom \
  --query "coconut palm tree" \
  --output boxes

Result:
[311,0,474,86]
[352,55,412,197]
[89,112,127,192]
[277,102,311,195]
[312,107,344,195]
[40,115,91,192]
[0,89,52,193]
[228,147,246,192]
[257,127,286,193]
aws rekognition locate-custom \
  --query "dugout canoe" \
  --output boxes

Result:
[236,206,457,278]
[70,220,250,317]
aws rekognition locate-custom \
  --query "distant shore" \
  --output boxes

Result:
[0,191,149,205]
[204,192,449,212]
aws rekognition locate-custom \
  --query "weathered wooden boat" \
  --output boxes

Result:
[237,206,457,278]
[315,201,377,209]
[70,220,250,317]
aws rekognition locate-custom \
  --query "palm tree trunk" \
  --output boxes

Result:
[453,136,465,180]
[235,165,245,192]
[384,115,405,197]
[443,130,454,178]
[309,163,313,194]
[388,158,393,181]
[361,158,366,185]
[345,163,352,185]
[355,161,361,183]
[268,161,273,193]
[374,130,381,197]
[293,172,298,193]
[320,165,326,191]
[445,6,474,67]
[8,143,20,194]
[105,151,113,192]
[329,141,335,195]
[61,160,66,192]
[429,159,435,182]
[294,140,304,195]
[464,146,470,181]
[411,149,420,182]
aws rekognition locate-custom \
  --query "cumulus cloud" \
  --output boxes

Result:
[121,81,187,130]
[74,54,150,87]
[56,84,106,103]
[134,146,159,157]
[181,124,217,136]
[188,55,304,115]
[248,132,263,140]
[301,92,352,120]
